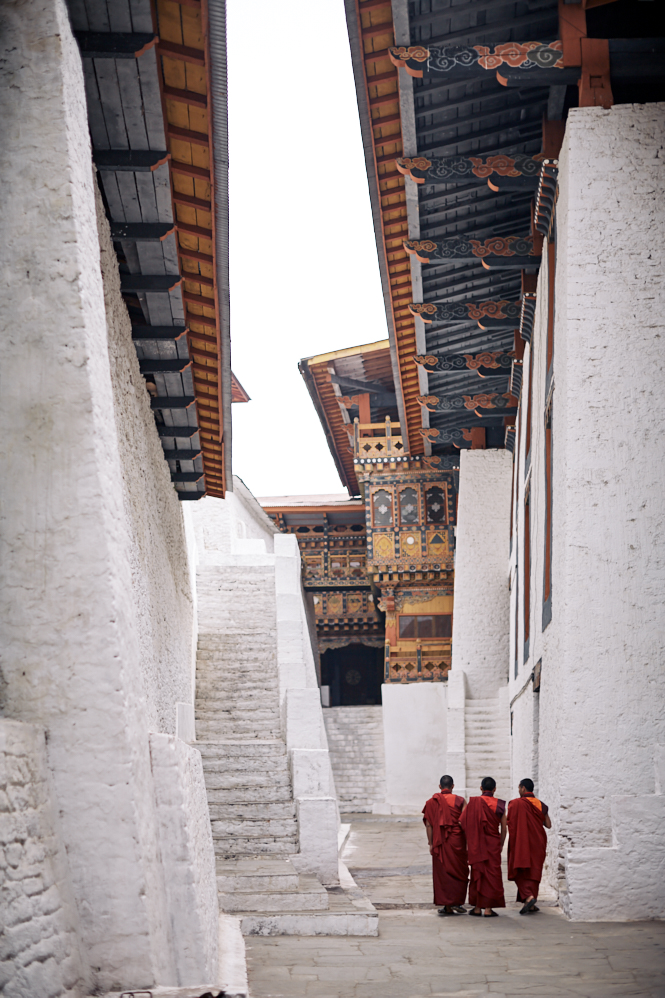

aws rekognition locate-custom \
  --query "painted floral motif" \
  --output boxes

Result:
[390,41,563,80]
[408,303,438,317]
[467,300,512,319]
[396,156,432,175]
[473,41,563,71]
[469,236,535,258]
[463,351,513,370]
[413,354,440,368]
[461,392,499,410]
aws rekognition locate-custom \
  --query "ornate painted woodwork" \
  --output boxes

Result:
[404,236,540,270]
[396,153,544,188]
[312,589,382,641]
[418,392,518,414]
[413,351,515,374]
[358,462,458,684]
[266,510,383,643]
[408,299,521,328]
[388,41,577,86]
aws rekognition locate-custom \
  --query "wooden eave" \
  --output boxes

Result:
[343,0,424,456]
[300,340,395,497]
[68,0,231,498]
[157,0,227,497]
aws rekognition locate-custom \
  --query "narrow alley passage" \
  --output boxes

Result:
[245,814,665,998]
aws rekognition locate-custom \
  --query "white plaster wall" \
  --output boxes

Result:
[149,734,218,985]
[101,193,196,734]
[451,450,512,699]
[381,684,448,810]
[0,720,86,997]
[511,104,665,919]
[0,1,214,985]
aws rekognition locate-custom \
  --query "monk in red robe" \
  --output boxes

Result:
[423,775,468,915]
[459,776,506,917]
[507,778,552,914]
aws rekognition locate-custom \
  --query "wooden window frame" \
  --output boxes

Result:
[370,486,394,528]
[397,484,421,526]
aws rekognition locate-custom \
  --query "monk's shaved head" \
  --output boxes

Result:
[519,778,535,792]
[439,775,454,789]
[481,777,496,791]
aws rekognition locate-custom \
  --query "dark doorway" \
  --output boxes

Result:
[321,644,383,706]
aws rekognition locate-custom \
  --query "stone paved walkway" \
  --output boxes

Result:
[245,813,665,998]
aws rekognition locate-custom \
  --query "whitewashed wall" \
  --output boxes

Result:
[451,450,512,698]
[511,104,665,920]
[0,721,86,998]
[380,684,448,811]
[0,0,217,987]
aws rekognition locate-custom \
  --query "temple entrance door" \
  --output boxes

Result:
[321,644,383,706]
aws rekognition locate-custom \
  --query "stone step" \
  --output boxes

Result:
[208,801,296,821]
[213,838,298,858]
[219,876,329,913]
[201,759,290,779]
[195,679,280,691]
[237,892,378,937]
[197,739,287,758]
[197,723,282,740]
[205,785,293,803]
[216,858,299,891]
[210,817,298,838]
[194,690,280,717]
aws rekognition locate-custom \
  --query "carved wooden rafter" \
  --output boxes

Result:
[413,351,515,374]
[408,299,521,328]
[396,153,544,189]
[404,236,540,270]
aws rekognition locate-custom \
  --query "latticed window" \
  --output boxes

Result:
[399,487,419,524]
[372,489,393,526]
[426,486,447,524]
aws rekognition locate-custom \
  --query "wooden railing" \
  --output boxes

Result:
[353,417,405,463]
[384,642,451,683]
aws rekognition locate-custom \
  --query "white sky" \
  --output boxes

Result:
[226,0,388,498]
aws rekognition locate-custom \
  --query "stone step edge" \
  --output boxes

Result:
[237,910,379,937]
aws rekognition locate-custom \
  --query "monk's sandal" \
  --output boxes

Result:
[520,898,538,915]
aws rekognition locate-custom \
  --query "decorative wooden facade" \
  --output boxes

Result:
[259,496,383,647]
[297,341,460,685]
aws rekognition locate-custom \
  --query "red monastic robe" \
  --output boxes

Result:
[507,793,549,901]
[422,791,468,906]
[459,793,506,909]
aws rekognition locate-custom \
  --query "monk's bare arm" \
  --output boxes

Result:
[499,813,507,849]
[544,812,552,829]
[425,821,434,854]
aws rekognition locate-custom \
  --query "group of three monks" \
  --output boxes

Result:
[423,775,552,917]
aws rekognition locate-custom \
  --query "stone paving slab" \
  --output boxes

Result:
[246,815,665,998]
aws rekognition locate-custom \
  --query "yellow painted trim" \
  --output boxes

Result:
[302,339,390,368]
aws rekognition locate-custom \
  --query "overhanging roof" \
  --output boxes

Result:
[299,339,398,496]
[67,0,232,497]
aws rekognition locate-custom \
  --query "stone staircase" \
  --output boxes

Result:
[195,630,377,935]
[322,706,386,812]
[196,632,299,858]
[464,697,511,802]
